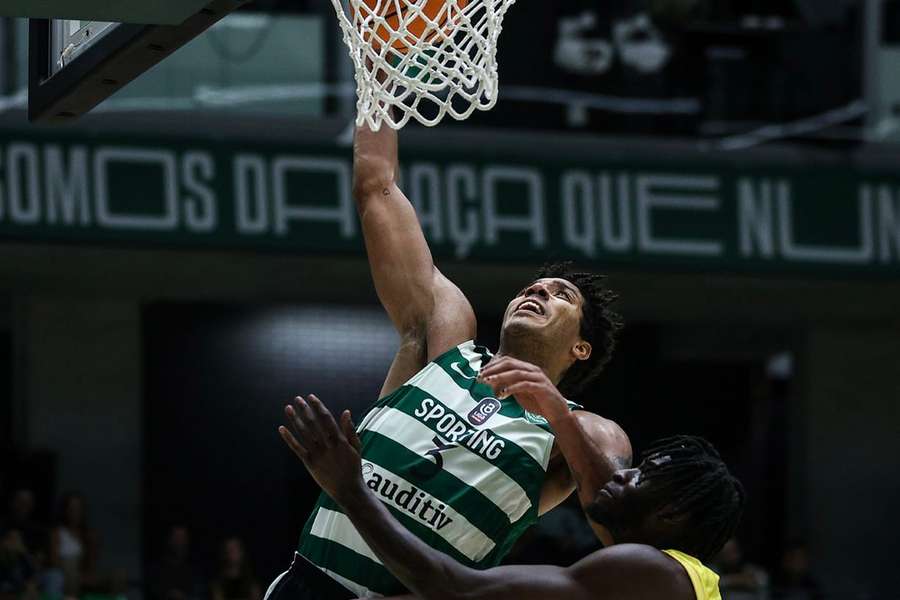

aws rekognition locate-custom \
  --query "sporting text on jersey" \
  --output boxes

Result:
[413,397,506,460]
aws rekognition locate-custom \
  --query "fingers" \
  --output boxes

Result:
[482,370,545,398]
[502,381,542,399]
[278,425,309,461]
[341,410,363,453]
[283,395,349,452]
[307,394,342,442]
[479,356,537,379]
[286,400,322,448]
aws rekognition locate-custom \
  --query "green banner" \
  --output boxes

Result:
[0,131,898,277]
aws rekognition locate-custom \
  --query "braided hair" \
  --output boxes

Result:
[537,262,623,397]
[639,435,745,562]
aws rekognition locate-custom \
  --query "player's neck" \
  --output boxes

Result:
[494,341,565,386]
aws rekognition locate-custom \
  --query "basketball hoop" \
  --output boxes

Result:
[330,0,517,130]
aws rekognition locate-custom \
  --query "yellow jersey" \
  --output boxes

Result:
[663,549,721,600]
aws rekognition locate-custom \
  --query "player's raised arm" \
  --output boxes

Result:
[353,122,475,394]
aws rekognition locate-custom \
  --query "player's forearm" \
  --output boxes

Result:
[353,123,399,198]
[338,486,476,600]
[352,122,439,335]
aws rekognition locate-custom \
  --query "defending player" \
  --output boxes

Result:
[265,122,632,599]
[280,398,744,600]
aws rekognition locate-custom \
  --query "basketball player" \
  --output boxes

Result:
[265,121,631,599]
[279,397,744,600]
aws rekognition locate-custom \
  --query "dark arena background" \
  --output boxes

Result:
[1,1,899,599]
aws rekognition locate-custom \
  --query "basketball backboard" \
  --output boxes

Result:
[28,0,249,123]
[4,0,218,26]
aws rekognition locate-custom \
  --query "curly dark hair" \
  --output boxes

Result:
[639,435,746,562]
[537,262,623,397]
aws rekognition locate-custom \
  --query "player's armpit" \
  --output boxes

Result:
[376,271,476,397]
[424,269,476,362]
[379,331,428,398]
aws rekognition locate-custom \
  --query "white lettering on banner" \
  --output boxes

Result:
[271,157,354,238]
[234,154,269,234]
[410,163,444,242]
[8,143,42,225]
[482,167,546,248]
[561,171,595,256]
[44,145,91,226]
[737,178,778,259]
[778,191,874,264]
[861,185,900,264]
[446,164,480,258]
[598,174,633,252]
[94,147,179,231]
[560,171,634,257]
[637,174,723,256]
[0,140,896,271]
[182,152,217,232]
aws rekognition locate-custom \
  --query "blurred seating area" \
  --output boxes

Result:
[2,479,826,600]
[0,484,263,600]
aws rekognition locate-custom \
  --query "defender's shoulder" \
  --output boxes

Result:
[572,544,697,600]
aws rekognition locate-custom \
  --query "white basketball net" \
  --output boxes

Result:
[330,0,516,130]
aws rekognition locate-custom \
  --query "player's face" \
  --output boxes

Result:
[501,278,585,342]
[586,457,670,537]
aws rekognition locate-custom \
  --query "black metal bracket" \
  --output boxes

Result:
[28,0,250,123]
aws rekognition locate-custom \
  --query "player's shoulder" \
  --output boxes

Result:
[571,410,633,467]
[572,543,697,600]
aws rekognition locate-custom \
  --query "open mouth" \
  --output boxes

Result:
[515,299,545,316]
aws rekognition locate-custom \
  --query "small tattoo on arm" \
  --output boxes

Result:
[382,188,391,195]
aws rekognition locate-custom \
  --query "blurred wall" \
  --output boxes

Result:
[17,296,142,577]
[804,324,900,594]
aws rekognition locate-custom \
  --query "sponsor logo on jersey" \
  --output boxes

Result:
[363,462,454,532]
[450,361,477,380]
[467,397,501,426]
[524,410,549,426]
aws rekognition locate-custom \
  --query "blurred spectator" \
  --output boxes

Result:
[2,489,47,562]
[772,542,823,600]
[49,493,98,596]
[147,526,202,600]
[209,538,261,600]
[713,538,770,600]
[0,527,38,600]
[3,488,63,599]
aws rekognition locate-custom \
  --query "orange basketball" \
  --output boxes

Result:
[354,0,470,54]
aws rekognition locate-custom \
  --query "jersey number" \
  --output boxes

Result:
[411,436,456,481]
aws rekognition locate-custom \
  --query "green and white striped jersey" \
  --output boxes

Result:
[297,341,577,597]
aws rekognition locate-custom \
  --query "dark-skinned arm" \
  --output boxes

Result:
[279,396,690,600]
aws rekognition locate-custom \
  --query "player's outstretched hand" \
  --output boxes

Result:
[478,356,569,423]
[279,395,366,505]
